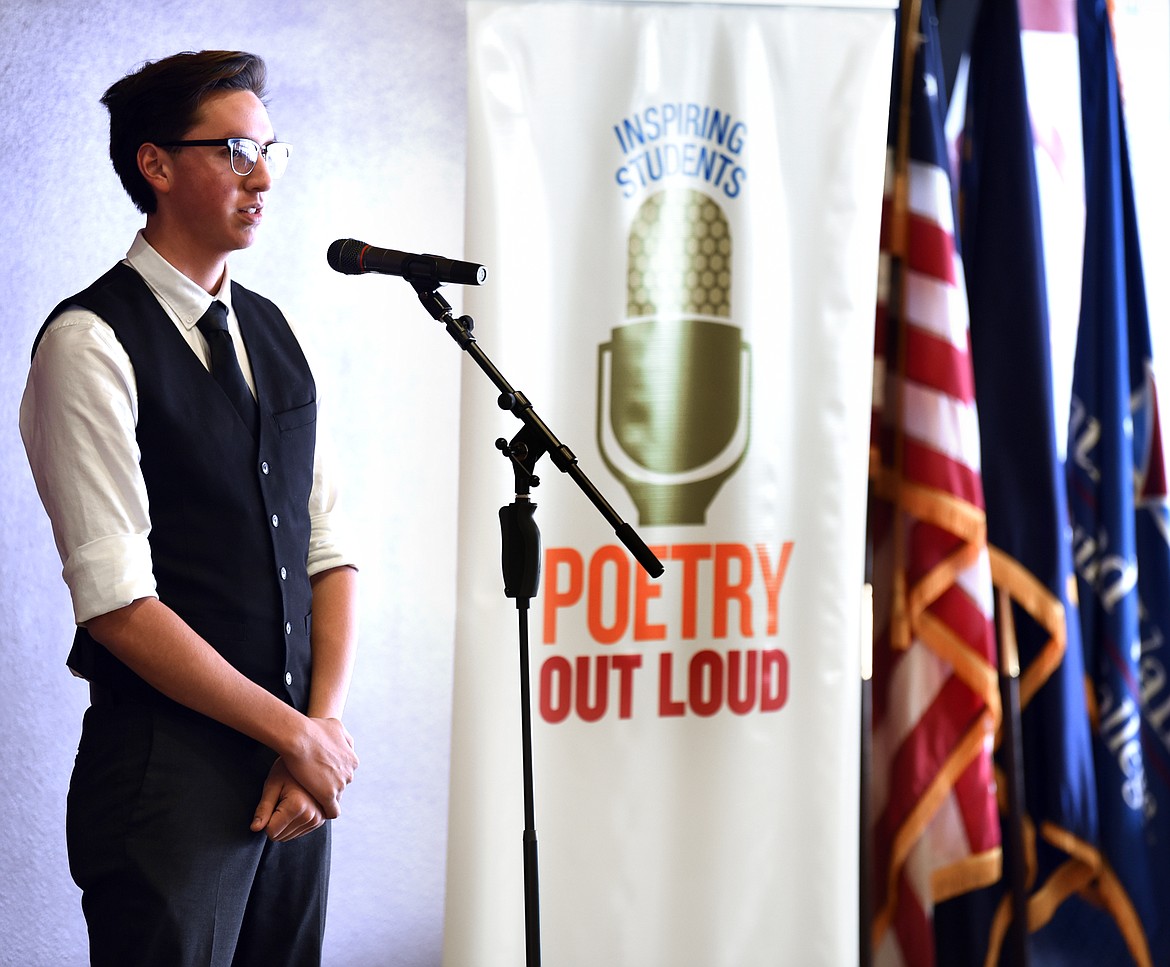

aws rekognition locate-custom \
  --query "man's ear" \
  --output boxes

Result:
[137,143,173,198]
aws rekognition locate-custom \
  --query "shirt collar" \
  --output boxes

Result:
[125,231,235,330]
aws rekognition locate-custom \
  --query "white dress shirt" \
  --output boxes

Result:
[20,232,352,625]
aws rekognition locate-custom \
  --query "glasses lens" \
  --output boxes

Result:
[228,138,260,176]
[262,143,291,180]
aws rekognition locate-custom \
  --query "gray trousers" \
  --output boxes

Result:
[67,699,331,967]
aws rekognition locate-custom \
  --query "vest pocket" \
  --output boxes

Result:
[273,400,317,431]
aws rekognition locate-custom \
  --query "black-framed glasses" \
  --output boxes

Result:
[156,137,292,179]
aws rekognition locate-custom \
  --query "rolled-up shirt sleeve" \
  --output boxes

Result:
[306,399,352,576]
[19,309,158,624]
[22,271,355,626]
[297,328,355,578]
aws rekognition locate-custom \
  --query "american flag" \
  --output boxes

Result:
[868,1,1002,963]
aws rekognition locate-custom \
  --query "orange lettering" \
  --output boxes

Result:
[543,548,583,644]
[634,544,669,641]
[714,543,752,638]
[670,543,712,639]
[756,541,794,636]
[587,545,629,644]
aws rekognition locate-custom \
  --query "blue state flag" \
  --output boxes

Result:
[1066,1,1170,964]
[951,0,1105,963]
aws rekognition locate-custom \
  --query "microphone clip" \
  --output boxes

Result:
[408,278,476,350]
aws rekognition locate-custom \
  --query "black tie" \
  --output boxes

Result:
[196,300,258,437]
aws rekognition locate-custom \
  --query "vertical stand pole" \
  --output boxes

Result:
[501,493,543,967]
[517,603,541,967]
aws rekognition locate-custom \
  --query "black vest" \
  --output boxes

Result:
[34,263,318,712]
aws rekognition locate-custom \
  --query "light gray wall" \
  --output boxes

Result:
[0,2,466,964]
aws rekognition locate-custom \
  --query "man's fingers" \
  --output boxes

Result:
[273,809,323,842]
[251,782,281,832]
[259,796,327,842]
[267,800,326,842]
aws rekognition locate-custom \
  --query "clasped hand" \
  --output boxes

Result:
[252,716,358,842]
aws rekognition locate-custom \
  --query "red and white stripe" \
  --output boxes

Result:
[870,145,1002,967]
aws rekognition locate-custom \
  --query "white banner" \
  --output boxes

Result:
[446,3,894,965]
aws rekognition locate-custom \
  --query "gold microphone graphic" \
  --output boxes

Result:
[598,188,751,526]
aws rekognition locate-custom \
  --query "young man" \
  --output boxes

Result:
[19,51,358,966]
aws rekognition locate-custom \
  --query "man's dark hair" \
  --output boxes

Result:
[101,50,269,214]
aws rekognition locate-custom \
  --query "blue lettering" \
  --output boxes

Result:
[616,165,636,198]
[727,122,746,155]
[724,166,746,199]
[612,104,749,199]
[644,105,661,140]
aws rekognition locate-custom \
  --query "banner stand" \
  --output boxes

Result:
[452,4,895,962]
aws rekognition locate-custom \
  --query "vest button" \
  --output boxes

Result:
[271,514,279,527]
[280,566,287,580]
[261,461,270,475]
[285,671,293,686]
[285,621,292,635]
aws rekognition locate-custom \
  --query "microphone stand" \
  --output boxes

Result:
[406,275,664,967]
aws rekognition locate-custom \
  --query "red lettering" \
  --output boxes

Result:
[539,653,644,723]
[658,648,789,717]
[575,655,609,723]
[540,656,572,722]
[760,649,789,711]
[658,652,686,716]
[612,654,642,718]
[689,650,723,716]
[727,648,758,714]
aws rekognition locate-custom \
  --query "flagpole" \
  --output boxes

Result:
[995,588,1030,967]
[887,0,923,656]
[866,5,922,964]
[860,579,874,967]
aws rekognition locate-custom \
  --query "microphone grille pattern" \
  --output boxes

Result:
[627,189,731,319]
[327,238,365,275]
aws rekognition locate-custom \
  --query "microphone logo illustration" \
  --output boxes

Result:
[598,188,751,526]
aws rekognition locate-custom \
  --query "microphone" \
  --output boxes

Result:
[327,238,487,286]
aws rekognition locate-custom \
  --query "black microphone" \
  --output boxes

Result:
[327,238,487,286]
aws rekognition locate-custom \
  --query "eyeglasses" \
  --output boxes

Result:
[156,137,292,179]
